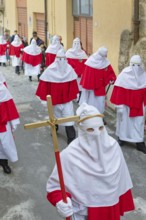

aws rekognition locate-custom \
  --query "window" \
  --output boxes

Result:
[81,0,90,15]
[73,0,93,17]
[73,0,80,16]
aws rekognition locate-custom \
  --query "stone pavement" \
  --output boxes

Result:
[0,64,146,220]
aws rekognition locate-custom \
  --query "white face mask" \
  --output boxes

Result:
[73,41,81,50]
[56,57,67,72]
[79,124,104,136]
[52,38,60,45]
[77,124,105,161]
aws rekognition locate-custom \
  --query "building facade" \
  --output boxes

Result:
[2,0,146,107]
[0,0,133,72]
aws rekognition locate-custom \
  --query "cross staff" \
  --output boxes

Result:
[24,95,80,220]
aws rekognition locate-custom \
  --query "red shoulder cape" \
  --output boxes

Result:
[67,58,87,77]
[36,80,79,105]
[22,52,42,66]
[45,53,56,67]
[47,189,134,220]
[0,44,7,55]
[110,86,146,117]
[0,99,19,132]
[9,44,24,58]
[80,65,116,96]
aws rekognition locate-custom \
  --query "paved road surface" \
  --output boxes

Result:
[0,65,146,220]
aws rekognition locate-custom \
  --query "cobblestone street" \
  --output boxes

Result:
[0,64,146,220]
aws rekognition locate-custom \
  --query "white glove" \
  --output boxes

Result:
[56,197,73,218]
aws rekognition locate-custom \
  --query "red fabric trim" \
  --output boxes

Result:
[67,58,87,77]
[36,80,79,105]
[80,65,116,96]
[9,44,24,58]
[110,86,146,117]
[0,103,7,132]
[0,99,19,132]
[0,44,7,55]
[47,189,134,218]
[47,190,72,206]
[88,190,135,220]
[21,52,42,66]
[45,53,56,66]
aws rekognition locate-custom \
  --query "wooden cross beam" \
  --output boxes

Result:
[24,95,80,220]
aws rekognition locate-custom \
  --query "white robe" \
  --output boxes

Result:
[79,89,105,114]
[0,119,20,162]
[114,60,146,143]
[0,55,7,63]
[116,105,145,142]
[11,56,22,67]
[24,63,41,76]
[54,102,74,126]
[39,55,78,126]
[47,133,133,217]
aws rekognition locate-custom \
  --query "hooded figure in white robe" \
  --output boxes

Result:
[0,83,20,174]
[45,35,63,67]
[110,55,146,154]
[9,35,23,67]
[22,39,42,81]
[36,49,79,144]
[79,47,116,114]
[46,103,134,220]
[66,38,88,96]
[0,35,7,64]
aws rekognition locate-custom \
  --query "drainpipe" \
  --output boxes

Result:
[133,0,140,44]
[44,0,48,46]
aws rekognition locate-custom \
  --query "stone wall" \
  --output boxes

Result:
[118,0,146,72]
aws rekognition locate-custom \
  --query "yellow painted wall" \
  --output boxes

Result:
[3,0,17,35]
[93,0,133,75]
[48,0,73,49]
[0,0,134,109]
[27,0,44,43]
[93,1,133,108]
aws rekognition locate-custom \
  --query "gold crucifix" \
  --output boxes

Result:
[24,95,104,220]
[24,95,79,220]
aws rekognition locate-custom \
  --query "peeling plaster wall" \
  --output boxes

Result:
[119,0,146,72]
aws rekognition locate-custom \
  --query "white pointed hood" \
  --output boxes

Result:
[47,103,133,207]
[85,46,110,69]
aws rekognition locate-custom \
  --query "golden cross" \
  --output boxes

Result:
[24,95,80,220]
[24,95,104,220]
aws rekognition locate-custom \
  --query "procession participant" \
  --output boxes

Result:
[46,103,135,220]
[58,35,64,46]
[80,46,116,114]
[9,35,24,75]
[110,55,146,154]
[36,49,79,144]
[30,31,43,46]
[66,38,88,101]
[21,39,42,81]
[3,30,11,64]
[0,83,20,174]
[10,30,18,43]
[0,35,7,66]
[45,35,63,67]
